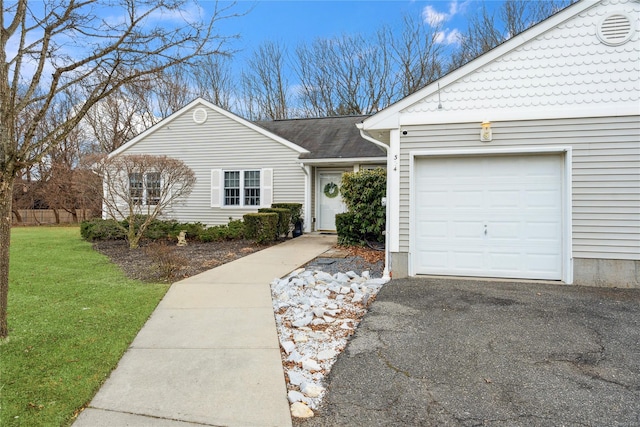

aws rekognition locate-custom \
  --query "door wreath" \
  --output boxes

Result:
[323,182,339,198]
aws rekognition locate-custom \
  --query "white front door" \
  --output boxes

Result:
[414,154,563,280]
[318,172,345,231]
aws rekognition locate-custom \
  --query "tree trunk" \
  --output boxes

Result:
[0,174,14,338]
[11,208,22,224]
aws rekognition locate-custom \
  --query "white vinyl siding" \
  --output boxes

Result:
[399,115,640,261]
[120,104,304,225]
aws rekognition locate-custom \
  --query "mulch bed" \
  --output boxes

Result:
[93,238,275,282]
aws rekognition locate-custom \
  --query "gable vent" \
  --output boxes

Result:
[597,13,634,46]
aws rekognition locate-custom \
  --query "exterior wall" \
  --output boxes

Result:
[574,259,639,288]
[119,103,305,226]
[397,116,640,264]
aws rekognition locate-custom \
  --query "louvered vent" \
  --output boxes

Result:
[193,107,208,124]
[597,13,633,46]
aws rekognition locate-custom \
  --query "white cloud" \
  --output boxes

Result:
[423,0,471,27]
[423,5,448,26]
[434,29,462,46]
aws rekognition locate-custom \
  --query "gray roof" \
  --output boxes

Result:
[256,115,386,160]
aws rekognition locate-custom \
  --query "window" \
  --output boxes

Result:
[146,172,161,205]
[223,170,260,207]
[129,172,161,206]
[224,171,240,206]
[129,173,144,205]
[244,170,261,206]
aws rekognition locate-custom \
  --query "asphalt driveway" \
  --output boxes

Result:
[299,278,640,427]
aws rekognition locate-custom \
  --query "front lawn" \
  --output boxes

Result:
[0,227,169,426]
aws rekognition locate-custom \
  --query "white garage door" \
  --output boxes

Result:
[414,154,563,280]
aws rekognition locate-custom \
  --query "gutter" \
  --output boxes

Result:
[356,123,391,281]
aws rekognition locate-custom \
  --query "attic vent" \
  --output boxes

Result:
[597,13,634,46]
[193,107,208,124]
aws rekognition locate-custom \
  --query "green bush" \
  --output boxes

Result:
[258,208,291,238]
[80,219,126,241]
[339,168,386,245]
[243,213,278,244]
[335,212,361,246]
[272,203,303,229]
[199,220,245,242]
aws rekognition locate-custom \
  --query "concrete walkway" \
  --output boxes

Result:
[74,234,337,427]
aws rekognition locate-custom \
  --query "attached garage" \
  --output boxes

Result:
[358,0,640,287]
[412,153,565,280]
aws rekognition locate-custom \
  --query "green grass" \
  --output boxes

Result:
[0,227,169,426]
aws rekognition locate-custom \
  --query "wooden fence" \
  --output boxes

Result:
[12,209,95,225]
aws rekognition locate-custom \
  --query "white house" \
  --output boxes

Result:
[107,98,385,232]
[359,0,639,287]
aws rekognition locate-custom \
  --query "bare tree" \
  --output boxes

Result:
[389,14,445,97]
[98,154,196,249]
[1,0,239,338]
[84,80,158,154]
[241,41,290,120]
[191,55,236,111]
[295,33,393,117]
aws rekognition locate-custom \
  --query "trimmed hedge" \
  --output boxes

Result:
[271,203,303,230]
[199,219,245,242]
[243,212,278,244]
[258,208,291,238]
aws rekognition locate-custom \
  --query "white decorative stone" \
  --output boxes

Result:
[302,359,322,372]
[311,318,325,325]
[291,402,314,418]
[345,271,359,279]
[316,349,337,360]
[301,382,325,398]
[293,333,308,343]
[288,390,306,403]
[339,286,351,294]
[288,370,306,385]
[292,315,313,328]
[323,315,335,323]
[281,340,295,354]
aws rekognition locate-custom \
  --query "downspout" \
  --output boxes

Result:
[357,124,391,280]
[299,163,312,232]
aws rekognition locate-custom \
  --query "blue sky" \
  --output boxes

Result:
[216,1,499,56]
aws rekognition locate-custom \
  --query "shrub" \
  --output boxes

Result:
[199,219,245,242]
[339,168,386,245]
[144,241,187,280]
[335,212,361,245]
[243,213,278,244]
[271,203,303,230]
[258,208,291,238]
[80,219,126,241]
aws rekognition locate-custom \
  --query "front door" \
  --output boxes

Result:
[317,171,346,231]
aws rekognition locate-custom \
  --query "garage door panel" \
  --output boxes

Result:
[414,154,563,280]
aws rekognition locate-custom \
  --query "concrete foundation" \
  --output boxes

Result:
[390,252,639,288]
[390,252,409,279]
[573,258,639,288]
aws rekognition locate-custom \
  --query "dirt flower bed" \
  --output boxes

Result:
[93,238,276,282]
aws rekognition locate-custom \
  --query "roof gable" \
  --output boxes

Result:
[110,98,309,157]
[364,0,639,130]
